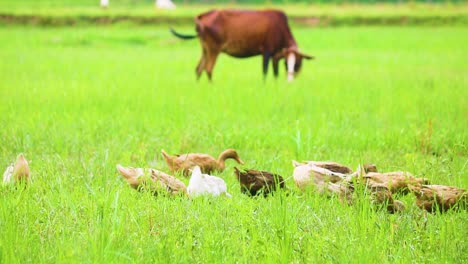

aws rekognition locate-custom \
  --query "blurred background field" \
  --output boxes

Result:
[0,0,467,263]
[1,1,467,26]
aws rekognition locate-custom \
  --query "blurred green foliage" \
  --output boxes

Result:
[0,0,465,6]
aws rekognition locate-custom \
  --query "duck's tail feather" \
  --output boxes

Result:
[116,164,133,179]
[161,150,171,160]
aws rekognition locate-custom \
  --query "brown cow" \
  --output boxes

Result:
[170,9,313,81]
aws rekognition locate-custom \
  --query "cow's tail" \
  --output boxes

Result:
[170,28,198,40]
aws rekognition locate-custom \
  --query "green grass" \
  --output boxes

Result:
[1,2,467,27]
[1,2,467,20]
[0,25,467,263]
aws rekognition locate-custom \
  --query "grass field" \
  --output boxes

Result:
[1,2,468,27]
[0,25,467,262]
[2,2,467,17]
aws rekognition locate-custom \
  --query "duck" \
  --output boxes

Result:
[233,167,286,197]
[187,166,231,198]
[291,161,405,211]
[325,181,354,204]
[367,185,405,213]
[292,161,353,202]
[292,160,347,190]
[161,149,244,177]
[408,184,467,212]
[116,164,187,196]
[360,171,430,194]
[3,154,30,185]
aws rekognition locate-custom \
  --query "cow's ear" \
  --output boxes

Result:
[297,51,314,60]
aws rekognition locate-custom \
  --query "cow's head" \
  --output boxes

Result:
[276,48,314,82]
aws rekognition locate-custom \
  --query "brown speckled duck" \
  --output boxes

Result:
[326,182,354,204]
[367,185,406,213]
[292,161,405,211]
[116,164,187,196]
[233,167,286,196]
[409,184,467,212]
[361,171,430,194]
[3,154,30,185]
[161,149,244,177]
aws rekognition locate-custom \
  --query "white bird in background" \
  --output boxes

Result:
[187,166,231,198]
[100,0,109,8]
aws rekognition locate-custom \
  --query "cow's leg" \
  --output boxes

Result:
[262,53,271,79]
[272,58,279,78]
[196,49,207,80]
[205,50,219,81]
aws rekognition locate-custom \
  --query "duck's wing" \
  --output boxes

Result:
[429,185,467,206]
[206,175,228,195]
[365,172,429,193]
[308,165,347,183]
[410,184,467,212]
[151,169,187,195]
[185,154,218,169]
[234,169,262,195]
[253,170,286,189]
[307,161,353,174]
[171,154,217,173]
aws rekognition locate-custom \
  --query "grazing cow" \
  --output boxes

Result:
[170,9,313,81]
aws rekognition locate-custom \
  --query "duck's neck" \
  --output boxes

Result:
[190,174,201,184]
[217,150,237,170]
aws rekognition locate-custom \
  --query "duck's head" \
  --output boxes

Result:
[16,153,28,164]
[220,149,244,164]
[13,153,30,181]
[233,167,245,178]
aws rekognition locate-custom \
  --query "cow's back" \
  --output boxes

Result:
[196,9,295,58]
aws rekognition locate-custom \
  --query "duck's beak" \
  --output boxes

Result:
[237,158,245,165]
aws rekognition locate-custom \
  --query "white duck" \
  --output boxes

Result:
[187,166,231,198]
[3,154,30,185]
